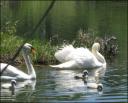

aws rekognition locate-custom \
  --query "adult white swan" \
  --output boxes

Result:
[0,43,36,80]
[50,42,106,69]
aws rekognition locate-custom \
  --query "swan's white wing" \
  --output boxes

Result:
[66,48,102,68]
[55,45,75,62]
[64,47,92,60]
[53,47,103,69]
[50,60,79,69]
[1,63,20,77]
[0,63,29,79]
[1,76,17,80]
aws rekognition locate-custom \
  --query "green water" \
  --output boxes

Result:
[0,1,127,102]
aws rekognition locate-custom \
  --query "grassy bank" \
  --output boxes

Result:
[1,32,58,65]
[0,21,58,65]
[1,33,58,65]
[1,21,118,65]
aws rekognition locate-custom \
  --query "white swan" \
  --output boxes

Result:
[50,42,106,69]
[0,43,36,80]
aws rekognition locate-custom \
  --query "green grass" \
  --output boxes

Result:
[0,21,57,65]
[0,32,57,64]
[0,33,56,64]
[30,39,57,64]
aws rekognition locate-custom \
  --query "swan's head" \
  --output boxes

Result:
[22,43,35,55]
[97,83,103,91]
[92,43,100,52]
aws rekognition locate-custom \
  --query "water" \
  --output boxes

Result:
[1,56,127,102]
[1,1,127,102]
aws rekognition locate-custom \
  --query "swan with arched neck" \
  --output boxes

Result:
[50,42,106,69]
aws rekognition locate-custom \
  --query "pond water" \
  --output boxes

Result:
[1,53,127,102]
[1,1,127,103]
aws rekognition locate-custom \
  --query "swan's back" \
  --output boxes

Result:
[55,46,103,68]
[55,45,75,62]
[67,47,102,68]
[51,43,106,69]
[0,63,28,78]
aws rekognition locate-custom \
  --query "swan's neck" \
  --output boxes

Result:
[22,51,36,79]
[92,50,106,64]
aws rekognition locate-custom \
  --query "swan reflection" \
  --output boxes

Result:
[51,66,106,94]
[51,67,106,92]
[51,70,85,92]
[83,66,106,94]
[0,79,36,98]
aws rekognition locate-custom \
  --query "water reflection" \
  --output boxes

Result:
[1,63,127,102]
[50,66,107,95]
[89,65,106,82]
[0,79,36,100]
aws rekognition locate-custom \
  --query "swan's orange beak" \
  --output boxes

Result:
[31,47,36,56]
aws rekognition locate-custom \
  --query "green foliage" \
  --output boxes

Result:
[30,40,57,64]
[1,21,118,65]
[0,21,23,55]
[0,21,57,64]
